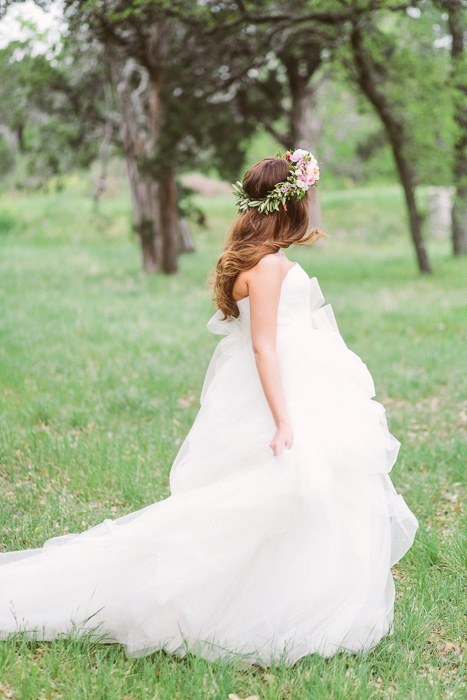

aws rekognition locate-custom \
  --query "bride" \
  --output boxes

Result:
[0,150,418,666]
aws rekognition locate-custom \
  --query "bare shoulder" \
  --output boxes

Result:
[233,254,283,300]
[245,254,286,303]
[247,253,283,281]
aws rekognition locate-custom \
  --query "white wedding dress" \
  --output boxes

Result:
[0,262,418,666]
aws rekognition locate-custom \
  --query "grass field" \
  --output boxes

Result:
[0,178,466,699]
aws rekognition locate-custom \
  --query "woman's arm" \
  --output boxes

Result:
[246,255,292,457]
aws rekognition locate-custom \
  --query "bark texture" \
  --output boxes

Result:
[447,1,467,254]
[107,43,162,271]
[351,24,432,273]
[263,47,324,231]
[105,24,194,274]
[283,51,324,231]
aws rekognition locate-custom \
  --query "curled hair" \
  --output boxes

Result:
[211,156,325,319]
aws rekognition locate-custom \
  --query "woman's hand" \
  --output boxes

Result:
[270,422,293,457]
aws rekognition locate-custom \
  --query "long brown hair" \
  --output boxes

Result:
[212,156,325,319]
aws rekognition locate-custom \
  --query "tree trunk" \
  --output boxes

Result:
[298,85,325,231]
[283,52,323,231]
[106,39,163,272]
[179,218,196,253]
[146,24,194,268]
[16,123,24,153]
[94,86,114,206]
[351,25,432,273]
[125,156,161,272]
[158,166,180,273]
[447,1,467,255]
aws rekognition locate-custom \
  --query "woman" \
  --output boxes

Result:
[0,150,418,666]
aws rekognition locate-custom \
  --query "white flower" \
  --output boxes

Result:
[290,148,318,166]
[290,148,309,162]
[296,179,308,190]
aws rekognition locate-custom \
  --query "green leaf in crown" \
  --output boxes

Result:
[232,149,320,215]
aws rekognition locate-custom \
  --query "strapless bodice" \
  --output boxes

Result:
[236,263,314,338]
[234,262,339,340]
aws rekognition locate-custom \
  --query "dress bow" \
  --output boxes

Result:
[206,309,246,340]
[309,277,339,333]
[201,310,247,404]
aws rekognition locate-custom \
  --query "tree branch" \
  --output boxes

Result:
[260,117,290,147]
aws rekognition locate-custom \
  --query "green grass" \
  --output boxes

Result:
[0,178,466,699]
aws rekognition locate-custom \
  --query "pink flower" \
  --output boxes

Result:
[290,148,309,162]
[304,163,320,182]
[286,151,291,161]
[290,148,308,163]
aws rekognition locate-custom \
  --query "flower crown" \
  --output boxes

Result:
[232,148,320,215]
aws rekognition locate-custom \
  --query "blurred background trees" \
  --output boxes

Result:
[0,0,465,272]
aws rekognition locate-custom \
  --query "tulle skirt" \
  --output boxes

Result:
[0,320,418,666]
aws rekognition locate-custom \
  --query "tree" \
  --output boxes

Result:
[437,0,467,254]
[1,0,256,272]
[120,0,423,258]
[177,0,441,267]
[167,1,390,230]
[3,0,460,273]
[63,4,187,273]
[348,17,434,272]
[0,32,108,186]
[63,0,259,272]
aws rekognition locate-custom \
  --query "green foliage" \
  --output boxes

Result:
[0,210,17,235]
[312,79,398,186]
[0,136,15,175]
[0,28,109,187]
[380,8,454,184]
[337,5,455,187]
[1,1,459,193]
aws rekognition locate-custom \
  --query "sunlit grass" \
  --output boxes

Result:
[0,180,465,698]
